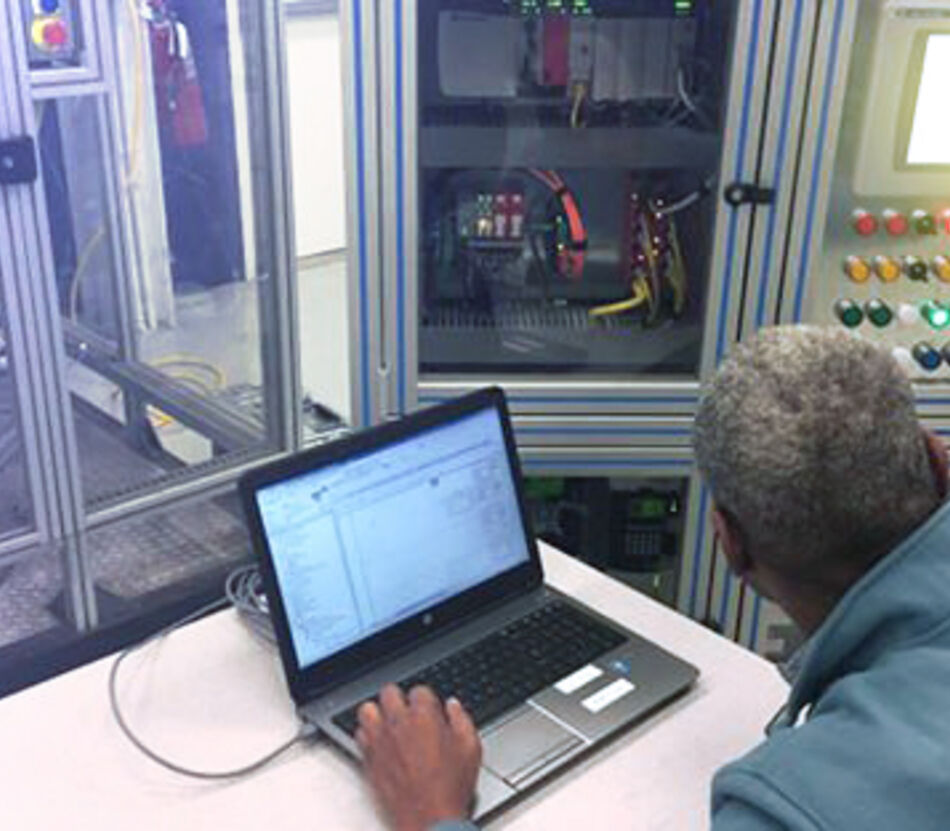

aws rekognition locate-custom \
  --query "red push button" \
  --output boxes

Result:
[883,209,909,237]
[852,209,878,237]
[43,20,68,48]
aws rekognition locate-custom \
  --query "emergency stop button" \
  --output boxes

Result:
[43,20,68,48]
[31,17,69,51]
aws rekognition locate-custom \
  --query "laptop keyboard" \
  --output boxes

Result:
[331,600,626,737]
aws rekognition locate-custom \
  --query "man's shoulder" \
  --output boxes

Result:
[713,654,950,831]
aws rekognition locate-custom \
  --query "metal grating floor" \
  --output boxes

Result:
[0,405,252,652]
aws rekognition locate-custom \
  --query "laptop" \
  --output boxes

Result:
[239,387,698,820]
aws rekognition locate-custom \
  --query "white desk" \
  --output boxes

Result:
[0,545,788,830]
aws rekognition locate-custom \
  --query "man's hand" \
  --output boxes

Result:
[356,683,482,831]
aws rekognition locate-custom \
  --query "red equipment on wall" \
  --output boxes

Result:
[146,0,208,148]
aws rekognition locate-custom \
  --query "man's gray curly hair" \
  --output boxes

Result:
[694,325,939,577]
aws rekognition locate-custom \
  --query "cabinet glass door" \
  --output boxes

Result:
[414,0,737,376]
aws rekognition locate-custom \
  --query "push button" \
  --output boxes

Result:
[851,209,877,237]
[904,256,929,282]
[912,210,937,235]
[913,342,942,372]
[873,255,901,283]
[843,256,871,283]
[921,300,950,330]
[883,210,909,237]
[834,299,863,328]
[864,299,893,328]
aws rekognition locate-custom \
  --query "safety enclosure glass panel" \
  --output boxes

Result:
[0,0,303,695]
[36,0,289,511]
[0,300,36,542]
[0,280,68,686]
[524,474,688,608]
[417,0,736,375]
[805,1,950,379]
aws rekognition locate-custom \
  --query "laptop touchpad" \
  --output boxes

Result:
[482,705,582,786]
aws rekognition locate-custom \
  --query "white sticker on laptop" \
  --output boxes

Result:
[555,664,603,695]
[581,679,636,714]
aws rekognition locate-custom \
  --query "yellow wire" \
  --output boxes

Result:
[68,227,107,321]
[68,0,145,321]
[152,355,227,389]
[145,356,228,429]
[667,216,688,314]
[589,280,647,318]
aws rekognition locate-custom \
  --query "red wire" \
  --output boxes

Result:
[528,169,587,279]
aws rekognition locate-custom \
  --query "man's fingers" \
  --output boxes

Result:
[408,684,443,718]
[446,697,480,747]
[357,699,383,731]
[379,683,409,724]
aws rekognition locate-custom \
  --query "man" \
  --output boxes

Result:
[356,325,950,830]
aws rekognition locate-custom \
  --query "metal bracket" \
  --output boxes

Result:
[0,137,38,186]
[723,181,775,207]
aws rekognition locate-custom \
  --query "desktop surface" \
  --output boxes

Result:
[0,545,788,830]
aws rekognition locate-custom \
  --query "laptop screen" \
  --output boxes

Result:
[255,405,531,670]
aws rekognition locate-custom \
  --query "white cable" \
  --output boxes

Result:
[108,574,316,780]
[656,175,717,216]
[676,65,713,129]
[225,564,275,644]
[676,65,701,117]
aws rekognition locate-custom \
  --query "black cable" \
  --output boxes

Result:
[108,586,318,780]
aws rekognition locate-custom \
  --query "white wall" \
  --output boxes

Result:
[285,14,348,257]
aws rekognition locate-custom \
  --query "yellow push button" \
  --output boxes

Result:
[873,255,901,283]
[933,255,950,283]
[843,256,871,283]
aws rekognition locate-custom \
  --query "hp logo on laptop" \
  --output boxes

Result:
[423,613,434,626]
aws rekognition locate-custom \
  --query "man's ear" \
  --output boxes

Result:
[923,429,949,502]
[712,507,753,579]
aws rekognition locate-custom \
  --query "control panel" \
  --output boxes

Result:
[812,3,950,381]
[826,202,950,377]
[22,0,81,68]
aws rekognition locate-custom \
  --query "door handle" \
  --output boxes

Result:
[723,181,775,207]
[0,137,38,186]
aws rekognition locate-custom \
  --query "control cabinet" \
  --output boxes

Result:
[412,0,737,377]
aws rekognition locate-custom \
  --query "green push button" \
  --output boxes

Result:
[865,299,893,327]
[835,299,863,328]
[921,300,950,330]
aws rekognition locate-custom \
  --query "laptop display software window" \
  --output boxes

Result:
[255,407,531,669]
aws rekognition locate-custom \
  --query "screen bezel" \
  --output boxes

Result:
[239,387,543,704]
[895,29,950,172]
